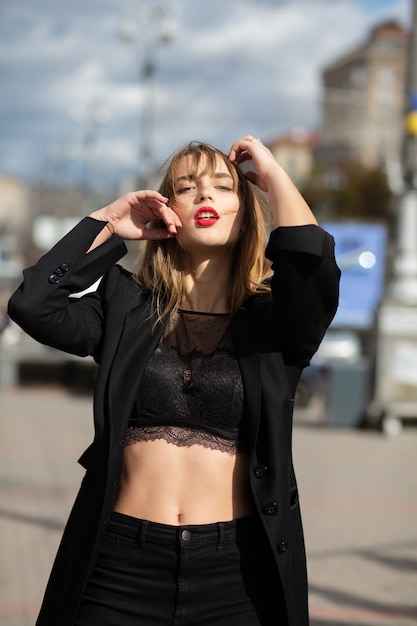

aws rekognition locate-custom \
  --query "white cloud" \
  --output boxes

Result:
[0,0,411,189]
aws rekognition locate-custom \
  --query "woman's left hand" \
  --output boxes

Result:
[228,136,281,193]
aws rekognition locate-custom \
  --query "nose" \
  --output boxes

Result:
[199,186,213,202]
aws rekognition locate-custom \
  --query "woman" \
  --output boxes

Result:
[8,136,340,625]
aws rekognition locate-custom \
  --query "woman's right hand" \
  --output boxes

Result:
[229,136,317,228]
[89,190,182,241]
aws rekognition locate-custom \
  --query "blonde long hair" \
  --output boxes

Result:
[134,141,272,321]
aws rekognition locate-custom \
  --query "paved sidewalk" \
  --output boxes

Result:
[1,385,416,626]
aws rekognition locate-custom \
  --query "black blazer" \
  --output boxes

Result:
[8,217,340,626]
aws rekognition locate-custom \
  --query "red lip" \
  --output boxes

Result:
[194,207,219,227]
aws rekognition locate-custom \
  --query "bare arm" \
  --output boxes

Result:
[229,136,318,229]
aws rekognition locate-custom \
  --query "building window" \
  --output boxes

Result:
[351,66,367,86]
[377,66,394,84]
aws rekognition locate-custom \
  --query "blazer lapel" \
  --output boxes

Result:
[233,304,261,444]
[107,298,165,451]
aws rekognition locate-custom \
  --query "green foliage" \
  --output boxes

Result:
[302,162,393,228]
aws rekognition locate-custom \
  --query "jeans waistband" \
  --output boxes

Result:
[108,511,261,547]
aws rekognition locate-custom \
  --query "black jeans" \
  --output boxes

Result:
[74,511,284,625]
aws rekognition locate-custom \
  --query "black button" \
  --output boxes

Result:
[278,540,288,553]
[253,464,268,479]
[59,263,70,272]
[48,274,60,284]
[53,267,65,277]
[262,501,278,516]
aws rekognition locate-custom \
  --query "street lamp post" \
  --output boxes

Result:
[368,0,417,434]
[120,4,173,187]
[69,100,109,207]
[390,0,417,302]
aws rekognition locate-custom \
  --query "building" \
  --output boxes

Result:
[317,20,409,170]
[0,176,30,263]
[268,128,317,186]
[0,176,30,233]
[0,176,30,329]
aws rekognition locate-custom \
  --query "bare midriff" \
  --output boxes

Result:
[113,439,254,525]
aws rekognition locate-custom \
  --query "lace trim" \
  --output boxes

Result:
[124,425,239,456]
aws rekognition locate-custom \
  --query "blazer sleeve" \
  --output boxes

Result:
[7,217,128,358]
[264,224,340,367]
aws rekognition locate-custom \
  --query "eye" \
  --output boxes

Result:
[175,186,195,195]
[216,186,233,191]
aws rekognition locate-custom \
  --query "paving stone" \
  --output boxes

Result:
[1,386,416,625]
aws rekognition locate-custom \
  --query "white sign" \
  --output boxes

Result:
[391,341,417,386]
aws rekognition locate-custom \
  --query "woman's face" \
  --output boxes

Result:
[170,154,244,256]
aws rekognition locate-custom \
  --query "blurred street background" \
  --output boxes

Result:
[1,0,417,624]
[0,384,416,626]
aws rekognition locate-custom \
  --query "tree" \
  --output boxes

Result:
[302,162,394,230]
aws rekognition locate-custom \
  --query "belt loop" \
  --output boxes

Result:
[137,520,149,548]
[216,522,224,551]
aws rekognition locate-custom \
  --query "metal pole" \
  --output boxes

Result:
[140,21,157,188]
[138,5,172,188]
[119,4,172,189]
[367,1,417,433]
[390,0,417,302]
[403,0,417,189]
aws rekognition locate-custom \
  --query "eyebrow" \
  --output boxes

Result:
[175,172,234,183]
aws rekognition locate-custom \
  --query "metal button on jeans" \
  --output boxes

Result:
[181,529,192,541]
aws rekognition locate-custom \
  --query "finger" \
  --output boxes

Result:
[244,135,261,143]
[155,204,183,234]
[133,189,169,204]
[142,227,176,240]
[229,136,260,163]
[229,139,248,162]
[234,150,253,165]
[229,145,249,163]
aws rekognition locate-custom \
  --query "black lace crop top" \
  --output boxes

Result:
[124,309,246,454]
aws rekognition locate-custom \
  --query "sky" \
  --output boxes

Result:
[0,0,411,192]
